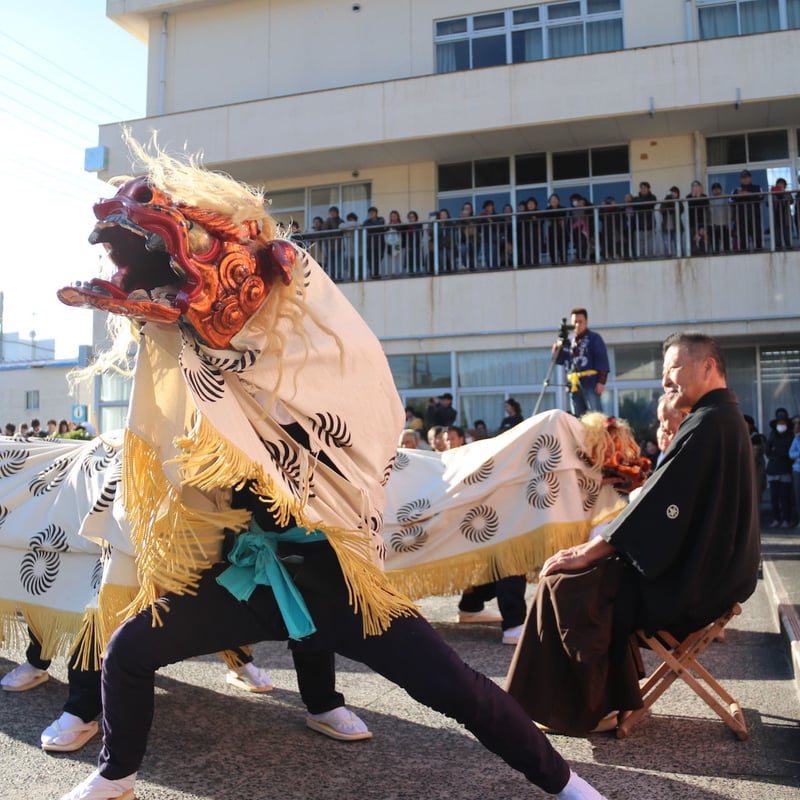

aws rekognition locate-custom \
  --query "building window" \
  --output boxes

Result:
[696,0,799,38]
[267,183,372,233]
[437,145,630,214]
[25,390,39,411]
[435,1,623,73]
[387,353,452,391]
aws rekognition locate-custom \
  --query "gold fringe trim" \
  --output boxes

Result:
[0,600,84,662]
[69,582,140,671]
[123,429,251,625]
[385,521,593,600]
[218,645,252,669]
[174,415,417,636]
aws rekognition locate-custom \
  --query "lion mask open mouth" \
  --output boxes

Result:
[58,176,295,350]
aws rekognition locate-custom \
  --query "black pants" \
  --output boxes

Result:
[99,543,569,793]
[457,575,528,629]
[25,629,102,724]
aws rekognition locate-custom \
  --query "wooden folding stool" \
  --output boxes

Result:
[616,602,748,740]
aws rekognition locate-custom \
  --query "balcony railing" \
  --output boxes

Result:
[291,191,796,282]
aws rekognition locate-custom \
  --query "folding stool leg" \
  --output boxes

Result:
[617,604,747,740]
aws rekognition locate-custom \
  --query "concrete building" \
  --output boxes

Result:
[0,343,95,434]
[95,0,800,435]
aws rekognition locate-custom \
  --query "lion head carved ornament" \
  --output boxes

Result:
[58,175,295,350]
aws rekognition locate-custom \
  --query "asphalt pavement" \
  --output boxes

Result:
[1,531,799,800]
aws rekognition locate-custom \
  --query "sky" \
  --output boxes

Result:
[0,0,147,359]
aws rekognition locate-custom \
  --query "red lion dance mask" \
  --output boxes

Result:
[58,176,295,350]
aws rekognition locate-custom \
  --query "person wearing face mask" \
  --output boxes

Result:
[766,408,794,528]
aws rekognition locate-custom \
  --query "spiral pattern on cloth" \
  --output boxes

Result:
[396,498,431,523]
[459,504,499,543]
[577,473,601,511]
[526,472,559,509]
[526,434,561,474]
[20,525,69,596]
[463,458,495,485]
[390,525,428,553]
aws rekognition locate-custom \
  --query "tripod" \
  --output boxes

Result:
[532,319,572,416]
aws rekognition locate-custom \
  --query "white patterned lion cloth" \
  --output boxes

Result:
[383,410,625,599]
[0,434,123,663]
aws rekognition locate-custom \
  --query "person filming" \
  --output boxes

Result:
[553,308,610,417]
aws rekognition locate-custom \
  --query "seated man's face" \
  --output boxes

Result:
[662,344,709,413]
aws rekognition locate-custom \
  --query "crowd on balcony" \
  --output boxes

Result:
[290,172,798,282]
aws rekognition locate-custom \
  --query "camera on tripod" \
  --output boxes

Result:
[557,316,573,343]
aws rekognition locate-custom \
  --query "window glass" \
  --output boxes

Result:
[617,388,662,441]
[436,40,470,72]
[25,390,40,411]
[748,129,789,161]
[268,188,305,208]
[614,345,663,381]
[100,406,128,435]
[698,4,739,38]
[548,2,581,20]
[707,134,747,166]
[586,18,623,52]
[388,354,451,390]
[512,28,544,61]
[759,345,800,422]
[739,0,781,34]
[472,34,507,68]
[515,153,548,185]
[436,18,467,36]
[789,0,800,27]
[475,158,510,187]
[513,7,540,24]
[548,22,585,57]
[553,150,590,180]
[100,370,132,403]
[439,162,473,192]
[723,346,758,420]
[592,180,630,204]
[474,12,505,30]
[591,145,629,176]
[587,0,621,12]
[458,349,554,386]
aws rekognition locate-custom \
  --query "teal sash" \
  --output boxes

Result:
[216,522,326,640]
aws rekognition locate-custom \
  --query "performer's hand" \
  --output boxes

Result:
[594,382,605,395]
[540,537,615,578]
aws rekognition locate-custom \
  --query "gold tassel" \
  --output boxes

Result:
[0,600,84,662]
[218,645,251,669]
[385,521,594,600]
[122,430,250,625]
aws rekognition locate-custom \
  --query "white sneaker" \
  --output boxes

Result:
[1,662,48,692]
[226,662,274,693]
[502,624,524,645]
[555,770,608,800]
[457,608,502,624]
[41,711,99,752]
[59,769,136,800]
[306,706,373,741]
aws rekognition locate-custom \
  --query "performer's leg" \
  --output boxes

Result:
[25,629,51,671]
[294,546,572,794]
[64,653,102,722]
[495,575,527,644]
[290,644,344,714]
[337,613,571,794]
[457,582,501,623]
[99,565,285,780]
[41,650,102,753]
